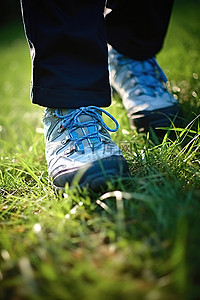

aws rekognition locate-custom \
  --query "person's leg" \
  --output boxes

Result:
[106,0,182,133]
[20,0,129,191]
[20,0,111,108]
[106,0,174,60]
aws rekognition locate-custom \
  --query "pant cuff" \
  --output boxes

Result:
[31,86,111,109]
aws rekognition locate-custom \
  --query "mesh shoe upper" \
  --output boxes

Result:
[108,46,182,131]
[43,106,128,189]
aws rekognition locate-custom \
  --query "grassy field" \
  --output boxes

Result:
[0,1,200,299]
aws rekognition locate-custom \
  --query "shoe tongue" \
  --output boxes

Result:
[59,108,98,123]
[143,60,155,71]
[78,113,94,123]
[59,108,100,150]
[135,61,153,72]
[59,108,74,116]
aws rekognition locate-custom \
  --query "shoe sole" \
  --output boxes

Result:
[129,105,183,133]
[52,155,129,193]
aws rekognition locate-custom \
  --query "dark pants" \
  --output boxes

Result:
[20,0,174,109]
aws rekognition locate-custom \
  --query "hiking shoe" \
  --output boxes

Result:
[108,46,182,133]
[43,106,129,192]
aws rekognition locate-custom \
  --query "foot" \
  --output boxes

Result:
[108,46,182,133]
[43,106,129,192]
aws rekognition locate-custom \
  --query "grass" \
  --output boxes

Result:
[0,1,200,299]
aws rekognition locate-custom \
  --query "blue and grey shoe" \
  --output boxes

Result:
[43,106,129,192]
[108,46,182,132]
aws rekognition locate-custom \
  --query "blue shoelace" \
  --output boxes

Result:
[115,52,168,96]
[55,106,119,152]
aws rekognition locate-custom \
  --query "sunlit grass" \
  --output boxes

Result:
[0,2,200,300]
